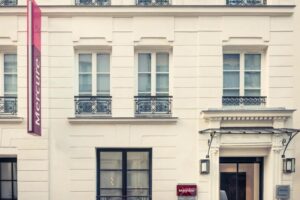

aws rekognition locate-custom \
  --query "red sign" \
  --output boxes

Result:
[27,0,41,135]
[177,185,197,196]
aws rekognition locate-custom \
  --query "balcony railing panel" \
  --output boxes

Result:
[75,0,110,6]
[227,0,266,6]
[0,0,17,6]
[75,96,111,116]
[135,96,172,116]
[222,96,266,107]
[0,97,17,115]
[136,0,170,6]
[98,196,151,200]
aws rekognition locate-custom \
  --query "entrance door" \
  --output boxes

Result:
[220,157,263,200]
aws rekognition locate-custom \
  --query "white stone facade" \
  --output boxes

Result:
[0,0,299,200]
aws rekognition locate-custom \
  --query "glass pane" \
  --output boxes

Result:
[223,72,240,88]
[245,54,261,70]
[1,162,12,180]
[138,54,151,72]
[156,53,169,72]
[100,152,122,170]
[97,54,110,73]
[127,171,149,189]
[127,152,149,170]
[224,54,240,70]
[156,74,169,93]
[1,181,12,198]
[245,72,260,89]
[79,54,92,73]
[79,74,92,94]
[220,164,237,200]
[13,181,17,199]
[100,171,122,188]
[138,74,151,94]
[127,189,149,197]
[97,74,110,95]
[12,163,17,180]
[239,163,260,200]
[4,75,17,94]
[245,90,261,97]
[4,54,17,73]
[223,89,239,96]
[220,163,237,172]
[100,189,122,197]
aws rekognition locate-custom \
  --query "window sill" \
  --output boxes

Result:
[0,116,23,123]
[68,116,178,124]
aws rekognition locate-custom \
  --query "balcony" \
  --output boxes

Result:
[0,0,17,6]
[0,97,17,115]
[222,96,266,107]
[74,96,112,116]
[136,0,170,6]
[134,96,172,117]
[75,0,110,6]
[97,196,151,200]
[226,0,266,6]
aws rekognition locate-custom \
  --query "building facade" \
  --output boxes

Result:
[0,0,299,200]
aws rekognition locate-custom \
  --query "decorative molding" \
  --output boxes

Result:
[0,117,23,123]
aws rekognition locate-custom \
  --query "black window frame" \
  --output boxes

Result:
[96,148,152,200]
[0,158,17,200]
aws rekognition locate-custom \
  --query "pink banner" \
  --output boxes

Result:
[27,0,41,135]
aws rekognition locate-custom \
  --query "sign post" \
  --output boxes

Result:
[27,0,42,135]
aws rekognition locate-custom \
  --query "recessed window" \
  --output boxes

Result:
[0,158,17,200]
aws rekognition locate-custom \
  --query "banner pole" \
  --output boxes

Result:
[28,0,33,132]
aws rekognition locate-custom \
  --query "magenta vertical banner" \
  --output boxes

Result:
[27,0,42,135]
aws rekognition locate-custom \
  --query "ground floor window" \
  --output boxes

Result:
[0,158,17,200]
[96,148,152,200]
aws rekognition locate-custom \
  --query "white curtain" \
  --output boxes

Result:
[79,54,92,95]
[4,54,17,96]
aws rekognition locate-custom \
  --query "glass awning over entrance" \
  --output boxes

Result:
[199,127,300,135]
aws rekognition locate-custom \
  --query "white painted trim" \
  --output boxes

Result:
[68,117,178,124]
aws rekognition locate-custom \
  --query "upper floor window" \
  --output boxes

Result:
[0,0,17,6]
[0,53,17,115]
[226,0,266,6]
[223,53,266,106]
[0,158,17,200]
[136,0,170,6]
[75,0,110,6]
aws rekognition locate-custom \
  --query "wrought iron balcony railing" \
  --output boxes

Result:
[75,0,110,6]
[136,0,170,6]
[97,196,151,200]
[75,96,112,116]
[222,96,266,107]
[0,97,17,115]
[0,0,17,6]
[227,0,266,6]
[135,96,172,116]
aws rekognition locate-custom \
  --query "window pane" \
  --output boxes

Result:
[245,54,261,70]
[1,181,12,198]
[79,74,92,94]
[97,74,110,95]
[127,189,149,197]
[79,54,92,73]
[223,89,239,96]
[100,189,122,197]
[4,54,17,73]
[127,171,149,189]
[156,53,169,72]
[97,54,110,73]
[100,152,122,170]
[138,74,151,95]
[12,163,17,180]
[224,54,239,70]
[245,90,261,96]
[245,72,260,88]
[127,152,149,170]
[223,72,240,88]
[4,75,17,94]
[100,171,122,188]
[138,54,151,72]
[1,163,12,180]
[13,181,17,199]
[156,74,169,93]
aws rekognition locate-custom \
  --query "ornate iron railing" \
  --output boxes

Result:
[134,96,172,116]
[136,0,170,6]
[75,96,111,116]
[97,196,151,200]
[0,0,17,6]
[75,0,110,6]
[227,0,266,6]
[0,97,17,115]
[222,96,266,106]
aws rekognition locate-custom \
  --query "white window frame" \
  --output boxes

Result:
[135,50,172,96]
[75,51,111,96]
[223,50,265,97]
[0,52,17,97]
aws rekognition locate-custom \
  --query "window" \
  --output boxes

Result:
[226,0,266,6]
[0,53,17,114]
[0,0,18,6]
[136,0,170,6]
[97,149,152,200]
[223,53,261,97]
[75,0,110,6]
[0,158,17,200]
